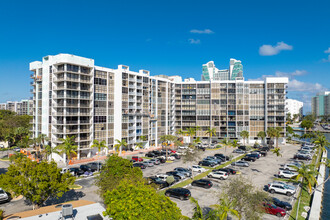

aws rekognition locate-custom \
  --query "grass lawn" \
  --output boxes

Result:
[289,186,311,220]
[0,156,10,161]
[69,184,82,189]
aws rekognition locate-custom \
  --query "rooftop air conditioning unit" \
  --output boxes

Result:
[60,204,74,219]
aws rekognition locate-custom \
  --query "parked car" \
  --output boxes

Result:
[231,161,249,167]
[159,155,175,161]
[283,163,300,171]
[147,176,168,189]
[166,171,185,179]
[214,154,229,161]
[293,154,311,160]
[174,167,192,177]
[61,168,75,175]
[260,146,270,152]
[179,145,189,150]
[157,157,166,163]
[198,160,216,167]
[143,161,154,167]
[171,153,181,159]
[242,156,256,162]
[271,197,292,211]
[165,188,191,200]
[213,167,238,175]
[248,152,260,159]
[263,202,286,217]
[191,179,213,189]
[79,164,91,172]
[196,145,206,151]
[270,181,297,191]
[238,146,247,151]
[132,156,144,162]
[205,156,222,164]
[149,158,160,165]
[87,162,103,171]
[145,152,156,158]
[207,171,228,180]
[133,163,146,169]
[0,188,10,202]
[69,167,85,176]
[233,149,246,154]
[278,170,298,179]
[268,183,296,196]
[192,165,207,173]
[255,150,267,157]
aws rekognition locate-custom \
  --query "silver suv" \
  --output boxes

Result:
[0,188,9,202]
[268,183,296,196]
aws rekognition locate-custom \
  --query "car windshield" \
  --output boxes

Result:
[0,190,4,194]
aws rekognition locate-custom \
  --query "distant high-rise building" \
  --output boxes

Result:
[285,99,303,120]
[312,91,330,116]
[0,99,33,115]
[30,54,288,162]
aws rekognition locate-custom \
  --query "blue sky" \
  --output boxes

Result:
[0,0,329,113]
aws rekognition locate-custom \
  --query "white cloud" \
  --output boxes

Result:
[322,54,330,63]
[259,42,293,56]
[324,47,330,53]
[287,79,327,92]
[274,70,307,79]
[190,29,214,34]
[188,39,201,44]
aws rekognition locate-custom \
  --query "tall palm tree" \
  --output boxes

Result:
[257,131,266,146]
[274,127,283,148]
[240,130,249,145]
[205,127,216,148]
[186,127,196,142]
[313,133,329,154]
[271,147,282,157]
[55,135,78,168]
[230,139,239,149]
[292,163,319,219]
[114,139,127,155]
[91,139,106,172]
[193,137,202,145]
[210,194,241,220]
[267,128,276,148]
[42,144,58,161]
[176,129,186,137]
[190,197,204,220]
[221,138,229,152]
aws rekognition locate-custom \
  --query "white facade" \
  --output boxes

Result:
[285,99,303,117]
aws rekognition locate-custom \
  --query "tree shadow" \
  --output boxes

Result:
[0,167,7,174]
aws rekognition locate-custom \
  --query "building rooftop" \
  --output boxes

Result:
[4,200,109,220]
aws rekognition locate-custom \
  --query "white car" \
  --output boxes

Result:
[231,161,249,167]
[0,188,9,202]
[283,164,300,171]
[178,146,189,150]
[268,183,296,196]
[61,168,75,175]
[191,165,207,173]
[271,181,297,191]
[278,170,298,179]
[159,155,175,161]
[207,171,228,180]
[156,174,170,181]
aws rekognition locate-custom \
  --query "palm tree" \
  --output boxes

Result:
[55,135,78,168]
[210,194,241,220]
[135,142,144,149]
[313,133,329,154]
[292,163,319,219]
[271,147,282,157]
[274,127,283,148]
[186,127,196,144]
[193,137,202,145]
[176,129,187,137]
[267,128,276,148]
[190,197,204,220]
[257,131,266,146]
[240,130,249,145]
[205,127,216,148]
[91,139,106,172]
[221,138,229,152]
[114,139,127,155]
[230,139,239,149]
[42,144,58,161]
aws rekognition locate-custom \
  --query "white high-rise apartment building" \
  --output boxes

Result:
[285,99,303,118]
[0,99,33,115]
[30,54,288,162]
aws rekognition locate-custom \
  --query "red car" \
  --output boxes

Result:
[170,150,177,153]
[263,203,286,217]
[132,156,143,162]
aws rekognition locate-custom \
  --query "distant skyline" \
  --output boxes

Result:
[0,0,329,113]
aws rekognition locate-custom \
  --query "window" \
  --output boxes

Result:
[95,93,106,101]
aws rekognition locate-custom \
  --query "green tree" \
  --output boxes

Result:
[176,129,187,137]
[91,139,107,172]
[286,113,292,124]
[95,154,143,199]
[257,131,266,146]
[222,176,270,220]
[190,197,204,220]
[267,128,276,147]
[240,130,249,145]
[271,147,282,157]
[221,138,229,152]
[160,135,177,161]
[55,135,78,167]
[210,193,241,220]
[0,157,75,210]
[205,127,216,148]
[274,127,283,148]
[103,179,183,219]
[42,144,59,161]
[292,163,319,219]
[186,127,197,144]
[114,139,127,155]
[229,139,239,148]
[0,209,3,220]
[300,120,313,130]
[286,126,294,136]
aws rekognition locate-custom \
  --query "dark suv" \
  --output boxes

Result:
[87,162,102,172]
[69,167,85,176]
[165,188,191,200]
[238,146,247,151]
[198,160,216,167]
[133,163,146,169]
[214,154,229,161]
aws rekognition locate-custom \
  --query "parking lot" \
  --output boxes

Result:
[142,143,302,219]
